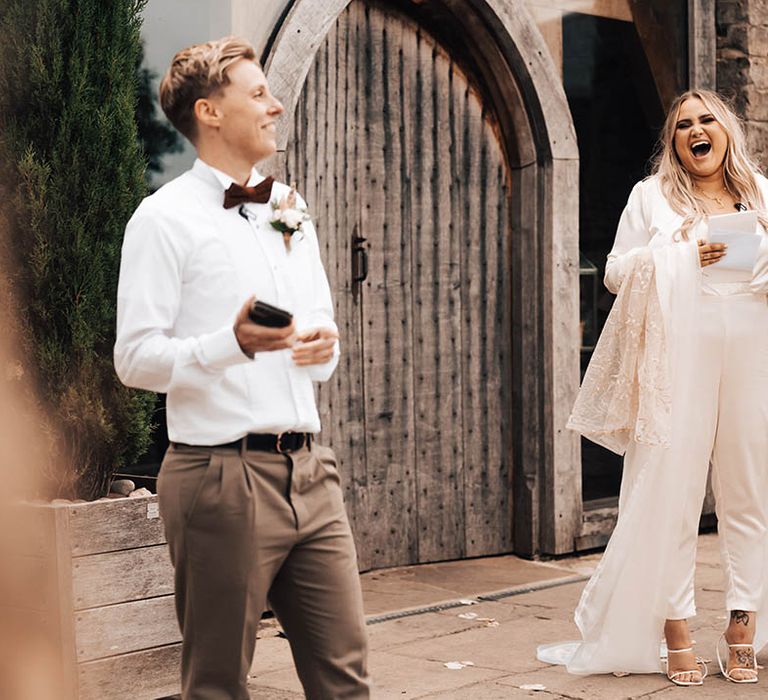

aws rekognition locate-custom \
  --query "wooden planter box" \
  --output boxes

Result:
[35,495,181,699]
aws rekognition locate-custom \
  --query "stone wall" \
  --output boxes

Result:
[717,0,768,167]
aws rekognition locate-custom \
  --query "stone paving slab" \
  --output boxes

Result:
[252,650,509,699]
[247,686,303,699]
[360,555,576,617]
[496,664,670,699]
[434,600,558,624]
[639,680,767,698]
[502,583,585,626]
[248,534,768,699]
[250,635,295,676]
[415,681,572,699]
[382,616,570,675]
[501,582,583,609]
[366,611,484,651]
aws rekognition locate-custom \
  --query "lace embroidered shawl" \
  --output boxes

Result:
[567,248,670,455]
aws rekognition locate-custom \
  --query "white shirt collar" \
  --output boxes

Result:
[192,158,265,192]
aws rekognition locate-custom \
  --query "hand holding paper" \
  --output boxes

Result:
[708,211,761,272]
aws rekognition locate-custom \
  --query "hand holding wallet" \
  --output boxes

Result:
[248,299,293,328]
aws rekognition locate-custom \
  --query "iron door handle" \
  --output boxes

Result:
[352,236,368,283]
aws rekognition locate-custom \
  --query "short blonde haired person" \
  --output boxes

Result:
[115,36,370,698]
[159,36,257,141]
[540,91,768,687]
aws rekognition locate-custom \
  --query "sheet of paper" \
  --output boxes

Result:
[708,210,761,271]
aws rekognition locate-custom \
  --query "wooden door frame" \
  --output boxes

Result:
[261,0,581,557]
[688,0,716,91]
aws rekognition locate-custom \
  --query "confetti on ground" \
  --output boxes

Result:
[519,683,546,691]
[477,617,499,627]
[444,661,475,670]
[458,611,499,626]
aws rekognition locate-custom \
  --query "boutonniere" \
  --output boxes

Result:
[270,183,310,252]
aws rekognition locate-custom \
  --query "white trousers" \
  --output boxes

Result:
[665,292,768,619]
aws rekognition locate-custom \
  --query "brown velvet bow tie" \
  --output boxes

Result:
[223,176,275,209]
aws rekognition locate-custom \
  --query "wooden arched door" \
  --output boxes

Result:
[285,0,514,570]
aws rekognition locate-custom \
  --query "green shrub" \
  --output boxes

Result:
[0,0,156,499]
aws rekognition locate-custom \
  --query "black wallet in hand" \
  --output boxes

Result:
[248,299,293,328]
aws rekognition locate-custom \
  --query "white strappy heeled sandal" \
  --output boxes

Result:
[664,646,708,687]
[717,634,758,684]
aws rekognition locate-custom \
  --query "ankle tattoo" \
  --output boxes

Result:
[735,647,755,668]
[731,610,750,627]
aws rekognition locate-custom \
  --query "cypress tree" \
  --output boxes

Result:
[0,0,156,499]
[135,43,183,183]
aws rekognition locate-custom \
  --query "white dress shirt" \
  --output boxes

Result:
[114,159,339,444]
[605,173,768,296]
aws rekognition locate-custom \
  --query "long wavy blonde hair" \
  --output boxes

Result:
[652,89,767,237]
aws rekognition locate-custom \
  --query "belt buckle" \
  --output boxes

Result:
[275,431,288,454]
[275,432,308,453]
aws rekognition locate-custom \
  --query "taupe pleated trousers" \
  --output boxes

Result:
[158,441,370,700]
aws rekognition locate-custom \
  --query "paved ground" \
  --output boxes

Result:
[248,533,767,699]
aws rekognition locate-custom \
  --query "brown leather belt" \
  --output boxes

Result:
[174,432,313,454]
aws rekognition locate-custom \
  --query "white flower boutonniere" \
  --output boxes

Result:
[270,183,310,252]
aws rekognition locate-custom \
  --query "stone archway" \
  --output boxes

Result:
[263,0,581,559]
